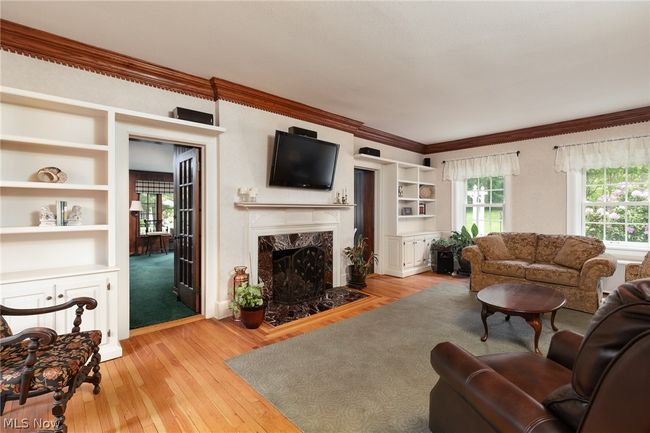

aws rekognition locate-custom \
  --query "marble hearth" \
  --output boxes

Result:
[257,231,367,326]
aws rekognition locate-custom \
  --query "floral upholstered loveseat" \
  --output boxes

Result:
[462,233,617,313]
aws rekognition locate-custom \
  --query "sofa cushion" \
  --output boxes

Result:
[0,316,12,339]
[526,263,580,286]
[536,234,568,263]
[553,237,604,270]
[482,260,528,278]
[497,232,537,262]
[474,235,514,261]
[543,383,589,431]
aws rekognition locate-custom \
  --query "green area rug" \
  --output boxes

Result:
[226,281,592,433]
[129,252,195,329]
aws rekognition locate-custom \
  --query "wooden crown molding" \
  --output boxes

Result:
[425,106,650,154]
[0,19,213,99]
[210,77,363,133]
[355,125,425,153]
[3,20,648,155]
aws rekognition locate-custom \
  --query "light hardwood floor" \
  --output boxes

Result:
[2,272,457,433]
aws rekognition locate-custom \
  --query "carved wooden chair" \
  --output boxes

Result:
[0,297,102,433]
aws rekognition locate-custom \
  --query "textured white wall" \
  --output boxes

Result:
[427,121,650,234]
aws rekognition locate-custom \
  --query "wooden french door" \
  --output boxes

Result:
[174,147,201,312]
[354,168,375,273]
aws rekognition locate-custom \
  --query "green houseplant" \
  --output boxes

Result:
[344,235,378,289]
[230,282,265,329]
[450,224,479,276]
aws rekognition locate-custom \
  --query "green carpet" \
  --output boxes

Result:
[129,252,195,329]
[226,281,592,433]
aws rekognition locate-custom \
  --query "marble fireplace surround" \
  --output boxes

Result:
[246,209,343,295]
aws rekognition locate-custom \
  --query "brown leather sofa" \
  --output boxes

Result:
[429,279,650,433]
[463,233,617,313]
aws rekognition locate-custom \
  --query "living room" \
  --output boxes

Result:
[1,2,649,433]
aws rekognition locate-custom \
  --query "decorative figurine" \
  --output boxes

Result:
[67,205,82,225]
[336,192,342,204]
[39,206,56,226]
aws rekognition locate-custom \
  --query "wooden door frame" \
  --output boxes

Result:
[115,117,219,340]
[353,160,383,274]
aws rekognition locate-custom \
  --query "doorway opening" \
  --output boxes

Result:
[354,168,376,274]
[128,139,202,329]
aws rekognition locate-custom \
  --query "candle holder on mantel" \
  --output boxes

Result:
[232,266,249,321]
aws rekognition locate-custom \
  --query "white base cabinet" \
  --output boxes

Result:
[384,233,440,277]
[0,270,122,360]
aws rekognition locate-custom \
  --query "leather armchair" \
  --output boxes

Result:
[429,279,650,433]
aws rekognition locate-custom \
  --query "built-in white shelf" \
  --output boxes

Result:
[398,215,435,219]
[0,225,109,235]
[235,202,354,209]
[419,198,436,202]
[398,197,419,201]
[354,153,435,171]
[418,181,435,186]
[0,134,108,152]
[0,264,119,285]
[0,181,109,191]
[398,179,418,184]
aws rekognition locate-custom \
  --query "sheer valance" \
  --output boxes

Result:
[442,152,520,181]
[554,135,650,172]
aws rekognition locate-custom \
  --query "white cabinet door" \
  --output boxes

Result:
[424,236,435,265]
[55,274,109,344]
[386,237,402,270]
[403,238,415,268]
[1,281,57,333]
[414,239,426,267]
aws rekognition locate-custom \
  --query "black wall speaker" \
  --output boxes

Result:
[436,251,454,275]
[359,147,381,157]
[423,158,431,167]
[172,107,214,125]
[288,126,317,138]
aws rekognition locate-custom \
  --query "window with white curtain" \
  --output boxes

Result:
[444,152,518,232]
[556,135,650,249]
[465,176,506,234]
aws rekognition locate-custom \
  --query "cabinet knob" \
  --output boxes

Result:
[57,294,64,299]
[46,296,53,301]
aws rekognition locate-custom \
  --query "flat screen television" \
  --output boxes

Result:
[269,131,340,190]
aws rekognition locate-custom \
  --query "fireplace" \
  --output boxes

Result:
[258,231,334,301]
[272,246,326,304]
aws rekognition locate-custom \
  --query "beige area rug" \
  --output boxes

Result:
[226,281,591,433]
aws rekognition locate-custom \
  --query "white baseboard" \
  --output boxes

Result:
[216,300,232,319]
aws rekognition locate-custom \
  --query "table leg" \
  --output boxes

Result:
[505,315,510,321]
[550,309,559,332]
[480,304,491,342]
[525,314,543,355]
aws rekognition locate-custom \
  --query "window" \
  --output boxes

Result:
[465,176,505,235]
[583,165,649,245]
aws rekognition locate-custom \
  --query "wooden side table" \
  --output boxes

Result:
[477,283,566,355]
[143,232,171,256]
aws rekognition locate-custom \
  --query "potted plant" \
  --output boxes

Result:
[230,282,265,329]
[344,235,378,289]
[449,224,479,276]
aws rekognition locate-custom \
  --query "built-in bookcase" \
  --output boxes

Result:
[0,89,114,275]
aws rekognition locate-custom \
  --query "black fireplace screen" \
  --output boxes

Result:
[272,246,325,304]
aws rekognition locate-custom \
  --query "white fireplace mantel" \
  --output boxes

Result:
[244,207,344,288]
[235,202,354,209]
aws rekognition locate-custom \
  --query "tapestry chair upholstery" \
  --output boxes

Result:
[0,297,102,433]
[625,251,650,282]
[429,279,650,433]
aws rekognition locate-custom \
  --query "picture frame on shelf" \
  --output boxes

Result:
[401,207,413,216]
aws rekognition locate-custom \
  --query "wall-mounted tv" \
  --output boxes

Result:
[269,131,340,190]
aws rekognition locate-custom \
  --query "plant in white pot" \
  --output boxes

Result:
[230,282,265,329]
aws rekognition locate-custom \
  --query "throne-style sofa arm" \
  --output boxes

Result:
[579,254,617,286]
[462,245,484,268]
[547,330,583,370]
[0,327,58,348]
[1,297,98,333]
[625,263,641,282]
[431,342,572,433]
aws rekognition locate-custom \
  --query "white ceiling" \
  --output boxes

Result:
[2,1,649,143]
